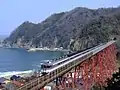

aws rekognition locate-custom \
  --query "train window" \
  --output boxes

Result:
[41,72,47,76]
[41,64,52,69]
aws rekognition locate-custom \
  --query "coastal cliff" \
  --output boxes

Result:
[4,7,120,51]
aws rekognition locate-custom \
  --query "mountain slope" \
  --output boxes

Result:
[70,13,120,51]
[4,7,120,51]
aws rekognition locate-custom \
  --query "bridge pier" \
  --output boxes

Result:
[41,43,117,90]
[68,43,117,90]
[17,41,117,90]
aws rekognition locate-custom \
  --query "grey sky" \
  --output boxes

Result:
[0,0,120,35]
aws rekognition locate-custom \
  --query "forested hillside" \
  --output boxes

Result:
[4,7,120,51]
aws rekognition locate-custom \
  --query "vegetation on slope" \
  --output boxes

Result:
[71,12,120,51]
[4,7,120,51]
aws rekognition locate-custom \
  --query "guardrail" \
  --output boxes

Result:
[17,41,115,90]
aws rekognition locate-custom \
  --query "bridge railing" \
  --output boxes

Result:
[17,41,116,90]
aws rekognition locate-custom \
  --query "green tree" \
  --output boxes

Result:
[105,68,120,90]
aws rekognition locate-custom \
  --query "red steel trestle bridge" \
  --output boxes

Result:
[18,41,117,90]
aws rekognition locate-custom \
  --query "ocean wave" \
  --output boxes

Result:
[0,70,33,78]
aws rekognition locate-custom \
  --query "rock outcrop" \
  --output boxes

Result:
[4,7,120,51]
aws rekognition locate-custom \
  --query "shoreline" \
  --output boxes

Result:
[0,70,34,79]
[27,47,70,52]
[0,46,70,52]
[0,47,68,79]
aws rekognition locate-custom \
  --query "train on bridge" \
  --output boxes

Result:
[17,40,116,90]
[40,43,103,74]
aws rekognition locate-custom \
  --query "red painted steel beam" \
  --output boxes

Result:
[54,43,117,90]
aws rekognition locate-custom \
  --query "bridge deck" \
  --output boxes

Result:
[17,41,115,90]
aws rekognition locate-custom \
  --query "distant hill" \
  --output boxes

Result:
[4,7,120,51]
[0,35,7,40]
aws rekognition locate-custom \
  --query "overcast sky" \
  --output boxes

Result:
[0,0,120,35]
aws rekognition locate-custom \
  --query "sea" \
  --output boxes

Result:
[0,48,66,77]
